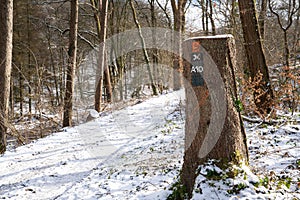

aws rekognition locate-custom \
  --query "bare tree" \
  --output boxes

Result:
[194,0,216,35]
[0,0,13,153]
[130,0,158,95]
[156,0,172,28]
[269,0,300,67]
[63,0,78,127]
[238,0,274,114]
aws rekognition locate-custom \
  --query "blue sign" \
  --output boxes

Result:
[191,52,204,86]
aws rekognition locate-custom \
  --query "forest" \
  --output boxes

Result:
[0,0,299,199]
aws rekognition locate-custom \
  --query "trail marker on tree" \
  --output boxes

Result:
[181,35,249,197]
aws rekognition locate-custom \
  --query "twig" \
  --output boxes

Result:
[242,115,287,125]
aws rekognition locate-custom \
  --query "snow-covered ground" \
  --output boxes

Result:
[0,90,299,199]
[0,90,185,200]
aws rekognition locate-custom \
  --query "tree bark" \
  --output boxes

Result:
[94,0,109,112]
[171,0,188,90]
[26,0,32,115]
[0,0,13,153]
[63,0,78,127]
[258,0,267,40]
[181,36,249,198]
[238,0,273,114]
[208,0,216,35]
[103,56,112,102]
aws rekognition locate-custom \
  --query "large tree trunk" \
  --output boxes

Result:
[0,0,13,153]
[63,0,78,127]
[238,0,273,115]
[181,36,249,198]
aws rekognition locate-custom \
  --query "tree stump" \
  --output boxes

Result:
[181,35,249,197]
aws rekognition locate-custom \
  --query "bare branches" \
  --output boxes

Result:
[268,0,300,66]
[268,0,300,31]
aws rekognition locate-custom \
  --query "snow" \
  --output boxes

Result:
[0,90,185,199]
[1,90,299,199]
[188,34,234,40]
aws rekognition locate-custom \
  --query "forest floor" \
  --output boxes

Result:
[0,89,299,200]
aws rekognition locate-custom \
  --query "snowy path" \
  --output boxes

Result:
[1,89,299,200]
[0,90,185,200]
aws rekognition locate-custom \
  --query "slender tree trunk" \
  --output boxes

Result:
[130,0,158,95]
[283,30,290,67]
[201,0,206,33]
[205,0,209,34]
[292,8,300,62]
[47,27,60,105]
[19,65,23,116]
[230,0,237,34]
[10,75,14,117]
[208,0,216,35]
[60,47,65,105]
[103,55,112,102]
[94,0,109,112]
[238,0,273,114]
[0,0,13,153]
[26,0,32,115]
[149,0,159,80]
[63,0,78,127]
[171,0,188,90]
[258,0,267,40]
[149,0,160,91]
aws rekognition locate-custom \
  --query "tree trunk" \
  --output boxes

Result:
[201,0,206,33]
[238,0,273,114]
[46,26,60,105]
[181,36,249,198]
[19,65,24,116]
[26,0,32,115]
[103,57,112,102]
[258,0,267,40]
[292,8,300,62]
[10,75,14,117]
[171,0,188,90]
[205,0,209,35]
[0,0,13,154]
[149,0,159,82]
[283,30,290,67]
[63,0,78,127]
[94,0,109,112]
[130,0,158,96]
[208,0,216,35]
